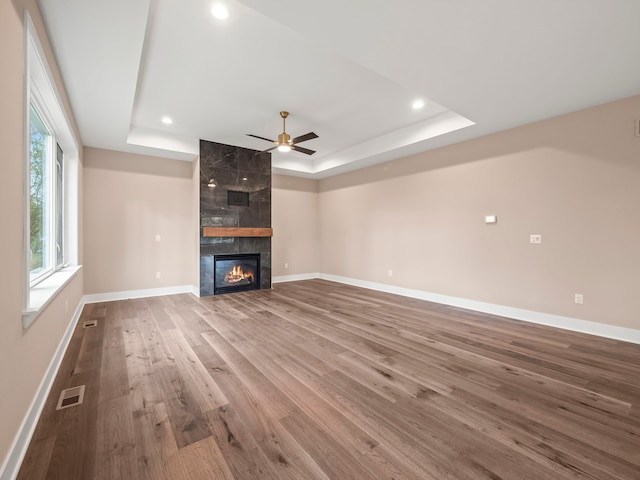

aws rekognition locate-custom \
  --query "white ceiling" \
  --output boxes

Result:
[39,0,640,178]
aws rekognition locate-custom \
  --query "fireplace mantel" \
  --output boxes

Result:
[202,227,273,238]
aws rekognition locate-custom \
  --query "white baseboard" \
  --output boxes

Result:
[0,299,85,480]
[272,273,320,284]
[317,273,640,345]
[83,284,199,304]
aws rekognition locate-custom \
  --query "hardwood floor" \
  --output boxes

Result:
[16,279,640,479]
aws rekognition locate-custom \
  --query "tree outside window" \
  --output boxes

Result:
[29,104,51,277]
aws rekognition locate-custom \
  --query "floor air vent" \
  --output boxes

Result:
[83,320,97,328]
[56,385,85,410]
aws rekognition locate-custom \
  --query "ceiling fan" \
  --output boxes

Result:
[247,111,318,155]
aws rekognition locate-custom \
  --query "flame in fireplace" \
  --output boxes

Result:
[224,264,254,284]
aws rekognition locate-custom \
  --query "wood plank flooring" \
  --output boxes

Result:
[16,279,640,479]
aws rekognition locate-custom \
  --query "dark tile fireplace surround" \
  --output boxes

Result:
[199,140,271,296]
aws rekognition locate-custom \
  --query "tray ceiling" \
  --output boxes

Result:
[39,0,640,178]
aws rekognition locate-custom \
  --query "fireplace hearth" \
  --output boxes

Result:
[214,253,261,295]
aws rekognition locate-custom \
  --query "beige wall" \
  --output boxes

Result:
[272,175,320,277]
[1,0,84,472]
[83,147,197,294]
[319,95,640,330]
[192,157,201,287]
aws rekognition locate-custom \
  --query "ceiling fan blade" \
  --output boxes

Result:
[291,132,318,144]
[291,145,316,156]
[260,146,277,153]
[247,133,276,143]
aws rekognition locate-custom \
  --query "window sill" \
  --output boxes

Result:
[23,265,82,329]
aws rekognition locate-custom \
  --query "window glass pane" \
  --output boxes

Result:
[29,104,51,278]
[56,143,64,266]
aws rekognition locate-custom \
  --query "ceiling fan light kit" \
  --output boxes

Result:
[247,111,318,155]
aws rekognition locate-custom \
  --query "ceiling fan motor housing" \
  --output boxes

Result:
[277,132,292,145]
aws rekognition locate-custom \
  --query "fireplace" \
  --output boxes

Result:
[214,253,261,295]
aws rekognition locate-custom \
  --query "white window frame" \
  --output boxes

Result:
[23,13,81,329]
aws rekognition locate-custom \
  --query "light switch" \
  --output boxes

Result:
[484,215,497,224]
[155,234,161,242]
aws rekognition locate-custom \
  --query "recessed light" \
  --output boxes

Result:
[161,116,173,125]
[412,99,425,110]
[211,3,229,20]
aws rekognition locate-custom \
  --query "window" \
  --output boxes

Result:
[23,13,80,327]
[29,103,65,283]
[56,142,64,266]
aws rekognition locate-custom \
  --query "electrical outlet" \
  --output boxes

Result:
[155,272,161,279]
[284,263,288,269]
[155,234,161,242]
[530,234,542,244]
[574,293,583,304]
[388,270,393,277]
